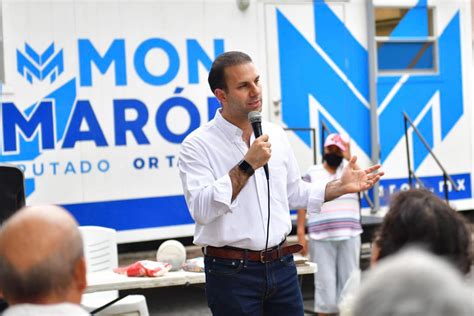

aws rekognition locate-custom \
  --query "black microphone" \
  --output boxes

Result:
[248,111,269,179]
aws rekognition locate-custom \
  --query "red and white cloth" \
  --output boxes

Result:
[114,260,172,277]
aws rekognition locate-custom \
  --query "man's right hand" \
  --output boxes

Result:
[296,209,308,257]
[298,234,308,257]
[244,134,271,170]
[229,134,271,201]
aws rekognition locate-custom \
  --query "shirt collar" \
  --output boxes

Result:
[215,109,244,141]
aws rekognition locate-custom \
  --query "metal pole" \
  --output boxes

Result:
[312,128,317,165]
[366,0,380,213]
[403,112,458,191]
[404,116,413,187]
[443,173,449,202]
[283,127,318,165]
[320,123,327,164]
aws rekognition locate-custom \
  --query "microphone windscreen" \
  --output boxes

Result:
[248,111,262,124]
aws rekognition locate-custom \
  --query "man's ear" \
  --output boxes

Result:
[214,88,226,104]
[75,257,87,293]
[370,243,381,267]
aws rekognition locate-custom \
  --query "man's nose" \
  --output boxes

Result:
[249,83,260,96]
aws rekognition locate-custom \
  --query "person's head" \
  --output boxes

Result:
[353,248,474,316]
[0,205,86,305]
[323,133,346,169]
[372,189,472,274]
[208,51,262,126]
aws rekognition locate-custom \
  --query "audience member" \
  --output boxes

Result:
[372,189,472,274]
[0,205,89,315]
[339,189,473,315]
[352,248,474,316]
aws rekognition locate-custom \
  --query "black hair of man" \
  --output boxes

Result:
[208,51,252,94]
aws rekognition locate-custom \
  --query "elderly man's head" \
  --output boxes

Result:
[354,248,474,316]
[0,205,86,305]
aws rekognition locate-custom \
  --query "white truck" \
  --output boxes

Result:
[1,0,472,243]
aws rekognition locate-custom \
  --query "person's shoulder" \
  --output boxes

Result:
[2,303,89,316]
[302,164,325,181]
[306,164,325,174]
[181,119,216,146]
[262,120,281,128]
[262,121,293,144]
[262,120,285,133]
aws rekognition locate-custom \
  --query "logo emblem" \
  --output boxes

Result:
[17,43,64,84]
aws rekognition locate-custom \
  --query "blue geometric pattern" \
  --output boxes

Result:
[0,79,77,197]
[390,0,428,38]
[278,2,463,172]
[413,108,433,169]
[313,0,369,100]
[17,43,64,84]
[379,12,463,169]
[378,0,431,71]
[277,10,371,156]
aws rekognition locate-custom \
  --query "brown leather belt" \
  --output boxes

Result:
[203,242,303,263]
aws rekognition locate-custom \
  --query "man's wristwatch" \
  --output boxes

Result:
[238,159,255,176]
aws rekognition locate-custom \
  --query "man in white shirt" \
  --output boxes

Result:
[0,205,89,316]
[178,51,382,316]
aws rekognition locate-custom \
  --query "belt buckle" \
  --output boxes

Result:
[259,249,273,263]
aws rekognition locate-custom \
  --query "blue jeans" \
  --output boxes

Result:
[204,254,304,316]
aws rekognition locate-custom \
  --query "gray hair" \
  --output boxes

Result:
[353,248,474,316]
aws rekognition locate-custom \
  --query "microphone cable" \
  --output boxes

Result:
[248,111,272,299]
[263,174,271,300]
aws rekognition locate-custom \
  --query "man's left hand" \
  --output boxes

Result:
[341,156,383,192]
[325,156,384,201]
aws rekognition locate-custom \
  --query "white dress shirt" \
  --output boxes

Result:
[178,110,325,250]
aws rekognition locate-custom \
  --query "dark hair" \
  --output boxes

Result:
[208,51,252,94]
[375,189,472,274]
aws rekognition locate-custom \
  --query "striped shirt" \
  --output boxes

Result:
[303,162,362,240]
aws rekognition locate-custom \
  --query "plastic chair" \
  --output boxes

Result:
[0,164,25,225]
[79,226,149,316]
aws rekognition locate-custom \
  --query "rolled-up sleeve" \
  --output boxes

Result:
[178,139,236,225]
[306,180,326,214]
[283,131,327,213]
